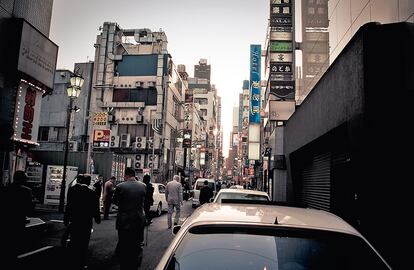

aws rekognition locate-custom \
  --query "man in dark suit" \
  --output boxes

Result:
[199,180,214,205]
[143,174,154,226]
[113,167,146,270]
[64,175,101,269]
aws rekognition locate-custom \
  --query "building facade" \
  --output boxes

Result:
[0,0,57,185]
[87,23,185,183]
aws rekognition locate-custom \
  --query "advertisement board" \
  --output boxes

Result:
[17,20,58,89]
[268,100,296,121]
[249,45,261,124]
[92,112,108,127]
[13,80,43,145]
[44,165,78,205]
[270,81,295,99]
[93,129,111,148]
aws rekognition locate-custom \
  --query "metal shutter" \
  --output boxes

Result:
[301,152,331,211]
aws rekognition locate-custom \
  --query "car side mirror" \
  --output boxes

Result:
[172,225,181,235]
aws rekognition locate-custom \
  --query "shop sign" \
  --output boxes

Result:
[92,112,108,126]
[93,129,110,148]
[13,80,43,145]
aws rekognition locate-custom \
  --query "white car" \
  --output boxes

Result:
[150,183,168,216]
[213,189,270,203]
[191,178,216,208]
[156,203,391,269]
[229,184,244,189]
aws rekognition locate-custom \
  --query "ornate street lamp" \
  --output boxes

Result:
[58,72,84,213]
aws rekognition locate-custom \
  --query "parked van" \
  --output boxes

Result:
[192,178,216,208]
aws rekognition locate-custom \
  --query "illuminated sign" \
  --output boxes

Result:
[270,41,293,52]
[270,63,292,73]
[13,80,43,145]
[93,129,110,147]
[92,112,108,126]
[249,45,261,124]
[270,52,293,62]
[270,81,295,99]
[270,31,293,41]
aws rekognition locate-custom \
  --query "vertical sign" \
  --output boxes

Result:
[249,45,261,124]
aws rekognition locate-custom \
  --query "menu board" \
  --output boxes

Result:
[44,165,78,205]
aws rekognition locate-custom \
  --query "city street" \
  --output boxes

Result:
[21,200,195,270]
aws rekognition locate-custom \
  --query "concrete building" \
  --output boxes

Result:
[87,23,185,182]
[0,0,57,185]
[35,63,94,152]
[188,59,220,179]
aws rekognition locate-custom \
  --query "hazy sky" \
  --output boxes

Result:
[49,0,269,157]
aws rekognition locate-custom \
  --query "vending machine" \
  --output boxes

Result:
[44,165,78,205]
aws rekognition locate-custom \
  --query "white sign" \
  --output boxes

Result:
[13,80,43,145]
[269,100,296,121]
[44,165,78,205]
[270,52,293,62]
[270,31,293,41]
[17,20,58,89]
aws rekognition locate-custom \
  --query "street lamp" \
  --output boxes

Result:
[58,72,84,213]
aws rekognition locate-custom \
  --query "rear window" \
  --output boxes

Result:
[215,192,269,203]
[195,181,214,190]
[166,226,389,270]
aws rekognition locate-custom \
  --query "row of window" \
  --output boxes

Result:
[112,88,157,104]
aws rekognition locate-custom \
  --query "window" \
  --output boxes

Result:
[117,124,146,138]
[166,227,390,270]
[57,127,67,141]
[113,88,157,104]
[38,127,49,141]
[158,185,166,194]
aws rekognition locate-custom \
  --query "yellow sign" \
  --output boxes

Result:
[93,112,108,126]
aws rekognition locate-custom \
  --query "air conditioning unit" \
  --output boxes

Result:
[68,141,78,152]
[135,136,146,149]
[110,135,119,148]
[147,154,159,169]
[134,154,145,169]
[120,133,131,148]
[148,136,160,149]
[135,81,143,88]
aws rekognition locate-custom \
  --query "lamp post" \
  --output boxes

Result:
[58,72,84,213]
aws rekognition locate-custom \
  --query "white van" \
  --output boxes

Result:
[192,178,216,208]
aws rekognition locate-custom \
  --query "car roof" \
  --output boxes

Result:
[184,203,361,236]
[195,178,215,183]
[216,189,270,197]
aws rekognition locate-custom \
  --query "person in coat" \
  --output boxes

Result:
[112,167,146,270]
[199,180,214,205]
[165,175,183,229]
[143,174,154,225]
[64,175,101,269]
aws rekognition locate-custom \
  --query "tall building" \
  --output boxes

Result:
[194,58,211,83]
[87,23,186,182]
[189,59,220,179]
[0,0,57,185]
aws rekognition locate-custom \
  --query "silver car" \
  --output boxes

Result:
[156,203,391,270]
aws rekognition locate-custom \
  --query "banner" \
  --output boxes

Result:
[249,45,261,124]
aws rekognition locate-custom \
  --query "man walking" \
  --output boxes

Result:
[113,168,146,270]
[165,175,183,229]
[64,175,101,269]
[143,174,154,225]
[199,180,214,205]
[102,176,115,220]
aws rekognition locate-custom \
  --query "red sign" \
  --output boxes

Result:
[93,130,110,148]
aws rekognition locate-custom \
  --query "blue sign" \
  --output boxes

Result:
[250,45,261,124]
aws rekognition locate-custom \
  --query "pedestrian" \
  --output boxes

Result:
[102,176,116,220]
[113,167,146,270]
[93,175,104,209]
[165,175,183,229]
[63,175,101,269]
[143,174,154,226]
[199,180,214,205]
[0,170,34,266]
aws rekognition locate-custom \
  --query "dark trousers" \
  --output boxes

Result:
[116,228,143,270]
[67,226,91,269]
[103,199,112,219]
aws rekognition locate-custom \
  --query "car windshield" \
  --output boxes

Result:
[215,192,269,203]
[166,226,388,270]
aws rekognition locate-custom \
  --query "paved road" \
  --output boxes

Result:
[21,200,195,269]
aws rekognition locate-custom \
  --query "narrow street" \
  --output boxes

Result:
[22,200,195,270]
